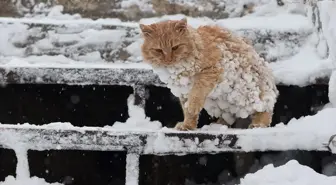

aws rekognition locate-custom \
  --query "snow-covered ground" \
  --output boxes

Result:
[239,160,336,185]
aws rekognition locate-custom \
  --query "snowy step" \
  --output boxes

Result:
[0,14,312,63]
[0,59,331,87]
[0,62,164,86]
[3,0,292,20]
[0,123,335,154]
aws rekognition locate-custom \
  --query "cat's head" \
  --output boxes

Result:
[139,18,193,66]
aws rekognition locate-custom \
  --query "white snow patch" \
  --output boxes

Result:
[200,123,229,132]
[139,13,312,33]
[318,1,336,65]
[0,176,63,185]
[120,0,154,12]
[145,108,336,154]
[245,0,307,17]
[240,160,336,185]
[237,107,336,152]
[0,23,28,56]
[75,51,103,63]
[125,153,140,185]
[107,94,162,131]
[269,45,333,86]
[25,4,81,20]
[216,13,312,32]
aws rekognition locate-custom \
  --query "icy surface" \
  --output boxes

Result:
[240,160,336,185]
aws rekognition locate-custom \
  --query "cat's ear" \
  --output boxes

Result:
[174,18,187,33]
[139,24,154,37]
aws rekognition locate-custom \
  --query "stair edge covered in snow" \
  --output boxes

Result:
[0,123,334,154]
[0,64,330,87]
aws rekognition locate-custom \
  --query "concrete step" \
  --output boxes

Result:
[0,14,312,63]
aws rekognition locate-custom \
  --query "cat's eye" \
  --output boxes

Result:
[154,49,163,53]
[172,45,179,51]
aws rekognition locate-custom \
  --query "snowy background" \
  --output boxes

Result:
[0,0,336,185]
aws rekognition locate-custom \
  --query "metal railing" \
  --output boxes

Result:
[0,120,335,184]
[0,66,335,184]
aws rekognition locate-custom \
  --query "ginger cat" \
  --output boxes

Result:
[139,18,279,131]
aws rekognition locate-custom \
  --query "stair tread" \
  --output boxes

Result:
[0,13,311,32]
[0,14,312,64]
[0,120,333,154]
[0,52,331,87]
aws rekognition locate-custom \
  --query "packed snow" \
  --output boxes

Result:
[125,153,140,185]
[105,94,162,131]
[269,45,333,86]
[239,160,336,185]
[144,107,336,154]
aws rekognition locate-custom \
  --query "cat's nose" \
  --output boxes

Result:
[165,54,172,63]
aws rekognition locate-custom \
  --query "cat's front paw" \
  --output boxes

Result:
[175,122,197,131]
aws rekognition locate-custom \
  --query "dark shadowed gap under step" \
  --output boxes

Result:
[139,153,235,185]
[139,151,333,185]
[0,149,334,185]
[145,85,329,127]
[0,84,133,126]
[0,149,17,181]
[28,150,126,185]
[0,84,329,128]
